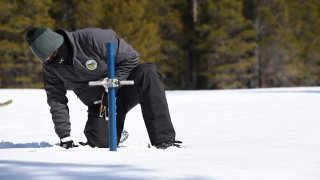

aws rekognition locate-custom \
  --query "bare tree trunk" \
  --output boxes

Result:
[193,0,198,23]
[255,19,263,88]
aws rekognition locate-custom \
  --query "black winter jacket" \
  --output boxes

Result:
[42,28,139,138]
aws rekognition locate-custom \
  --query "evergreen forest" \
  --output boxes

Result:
[1,0,320,89]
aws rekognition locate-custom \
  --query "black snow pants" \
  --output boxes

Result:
[77,63,176,147]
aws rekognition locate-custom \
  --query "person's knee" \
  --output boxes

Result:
[140,63,157,73]
[129,63,163,85]
[139,63,161,78]
[84,117,109,148]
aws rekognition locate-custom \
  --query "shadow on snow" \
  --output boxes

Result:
[0,141,53,149]
[0,160,213,180]
[0,160,149,180]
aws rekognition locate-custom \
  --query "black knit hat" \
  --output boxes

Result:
[25,27,63,64]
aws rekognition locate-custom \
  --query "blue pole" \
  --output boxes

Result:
[106,42,117,151]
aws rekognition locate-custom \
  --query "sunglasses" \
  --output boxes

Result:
[44,50,58,65]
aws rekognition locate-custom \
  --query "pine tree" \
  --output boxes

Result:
[251,0,307,87]
[197,0,257,89]
[50,0,105,30]
[145,0,188,89]
[0,0,54,88]
[99,0,162,65]
[289,0,320,86]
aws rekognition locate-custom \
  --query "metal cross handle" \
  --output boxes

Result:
[89,78,134,89]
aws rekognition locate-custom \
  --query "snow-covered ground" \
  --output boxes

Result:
[1,87,320,180]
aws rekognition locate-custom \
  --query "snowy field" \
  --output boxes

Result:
[1,87,320,180]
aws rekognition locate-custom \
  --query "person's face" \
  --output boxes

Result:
[44,50,58,65]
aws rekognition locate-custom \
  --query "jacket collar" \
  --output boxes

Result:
[55,29,76,65]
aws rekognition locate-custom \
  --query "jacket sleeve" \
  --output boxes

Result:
[43,66,70,139]
[115,37,139,81]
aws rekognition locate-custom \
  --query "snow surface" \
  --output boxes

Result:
[1,87,320,180]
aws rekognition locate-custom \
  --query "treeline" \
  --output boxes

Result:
[1,0,320,89]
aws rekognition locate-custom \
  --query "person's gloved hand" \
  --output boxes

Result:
[60,136,78,149]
